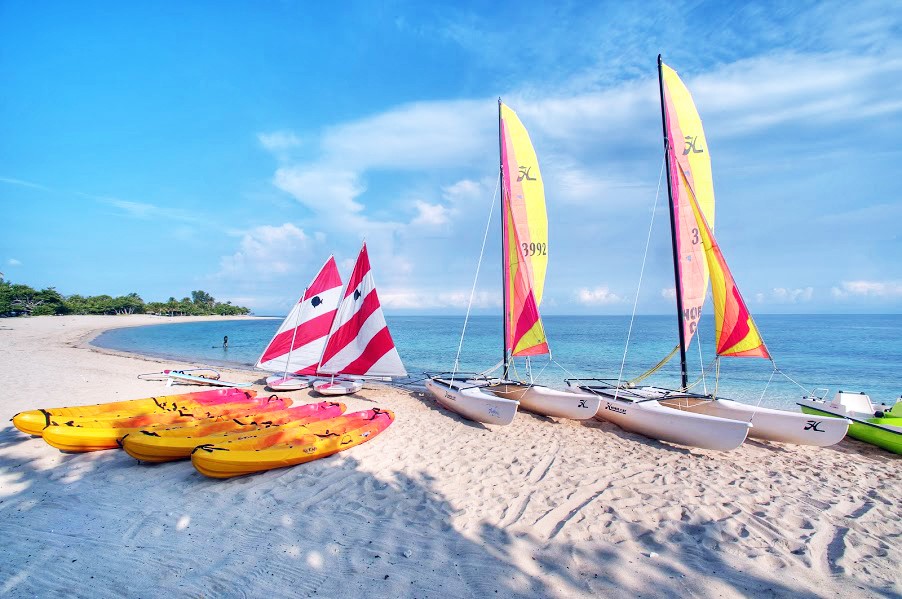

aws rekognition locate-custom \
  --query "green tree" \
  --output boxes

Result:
[191,290,215,309]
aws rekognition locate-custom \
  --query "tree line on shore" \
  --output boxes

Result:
[0,279,251,317]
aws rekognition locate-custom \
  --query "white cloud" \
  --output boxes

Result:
[411,201,450,227]
[771,287,814,303]
[7,258,21,266]
[258,131,302,152]
[218,223,316,280]
[687,53,902,137]
[273,166,365,215]
[831,280,902,298]
[0,176,50,191]
[318,100,493,171]
[105,199,157,218]
[576,286,623,305]
[660,287,676,299]
[379,288,500,310]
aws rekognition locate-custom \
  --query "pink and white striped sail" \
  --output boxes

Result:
[255,256,343,375]
[318,243,406,378]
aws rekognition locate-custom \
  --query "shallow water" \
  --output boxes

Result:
[93,314,902,410]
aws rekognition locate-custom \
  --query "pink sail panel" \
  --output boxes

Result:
[681,166,770,359]
[318,243,406,377]
[255,256,343,375]
[662,75,713,349]
[500,116,548,357]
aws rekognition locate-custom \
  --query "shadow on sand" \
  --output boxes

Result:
[5,417,892,598]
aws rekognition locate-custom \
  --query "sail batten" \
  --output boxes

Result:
[500,102,549,358]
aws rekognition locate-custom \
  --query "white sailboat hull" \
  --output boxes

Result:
[662,397,849,446]
[485,383,600,420]
[314,380,364,396]
[575,388,751,451]
[265,374,314,391]
[426,379,519,426]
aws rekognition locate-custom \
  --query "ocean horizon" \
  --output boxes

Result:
[93,313,901,410]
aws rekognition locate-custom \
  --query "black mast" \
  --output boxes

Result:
[498,98,510,380]
[657,55,689,390]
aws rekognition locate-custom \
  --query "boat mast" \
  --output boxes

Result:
[498,97,510,380]
[282,287,306,378]
[657,54,689,390]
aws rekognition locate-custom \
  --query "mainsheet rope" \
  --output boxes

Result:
[614,155,666,401]
[450,176,500,383]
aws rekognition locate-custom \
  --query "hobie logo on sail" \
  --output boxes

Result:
[518,166,536,182]
[683,305,702,334]
[683,135,704,155]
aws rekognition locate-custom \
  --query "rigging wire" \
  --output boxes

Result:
[614,154,667,401]
[450,176,500,383]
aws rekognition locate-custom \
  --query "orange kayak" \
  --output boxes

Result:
[122,401,347,463]
[191,408,394,478]
[41,395,291,453]
[12,388,255,436]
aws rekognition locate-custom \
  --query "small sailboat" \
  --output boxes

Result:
[256,257,343,391]
[427,100,599,424]
[571,56,848,450]
[314,242,406,396]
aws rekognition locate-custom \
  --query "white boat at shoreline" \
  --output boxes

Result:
[573,57,848,450]
[426,100,599,423]
[483,382,598,420]
[426,378,519,426]
[569,383,751,451]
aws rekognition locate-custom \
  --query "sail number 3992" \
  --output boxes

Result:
[522,242,548,257]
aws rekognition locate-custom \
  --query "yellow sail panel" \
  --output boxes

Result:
[683,167,769,359]
[662,63,716,347]
[500,102,548,304]
[501,102,549,357]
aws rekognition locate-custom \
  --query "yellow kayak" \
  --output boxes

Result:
[41,395,290,453]
[12,388,255,436]
[121,401,346,463]
[191,408,394,479]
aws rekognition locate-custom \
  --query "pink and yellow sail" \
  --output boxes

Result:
[682,168,769,358]
[661,63,715,348]
[500,102,549,357]
[663,60,769,360]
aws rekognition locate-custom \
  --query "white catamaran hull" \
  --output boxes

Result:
[426,379,519,426]
[575,388,751,451]
[660,397,849,446]
[486,383,600,420]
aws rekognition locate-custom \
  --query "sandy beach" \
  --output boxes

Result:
[0,315,898,597]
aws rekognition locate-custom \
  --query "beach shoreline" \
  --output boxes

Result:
[0,315,898,597]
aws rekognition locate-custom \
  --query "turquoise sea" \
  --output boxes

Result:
[93,314,902,410]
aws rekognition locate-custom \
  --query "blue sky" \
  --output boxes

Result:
[1,0,900,315]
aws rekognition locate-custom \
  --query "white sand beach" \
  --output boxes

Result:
[0,315,899,597]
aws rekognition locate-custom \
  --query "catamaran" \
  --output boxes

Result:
[426,100,600,425]
[568,56,848,450]
[314,242,407,396]
[256,256,343,391]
